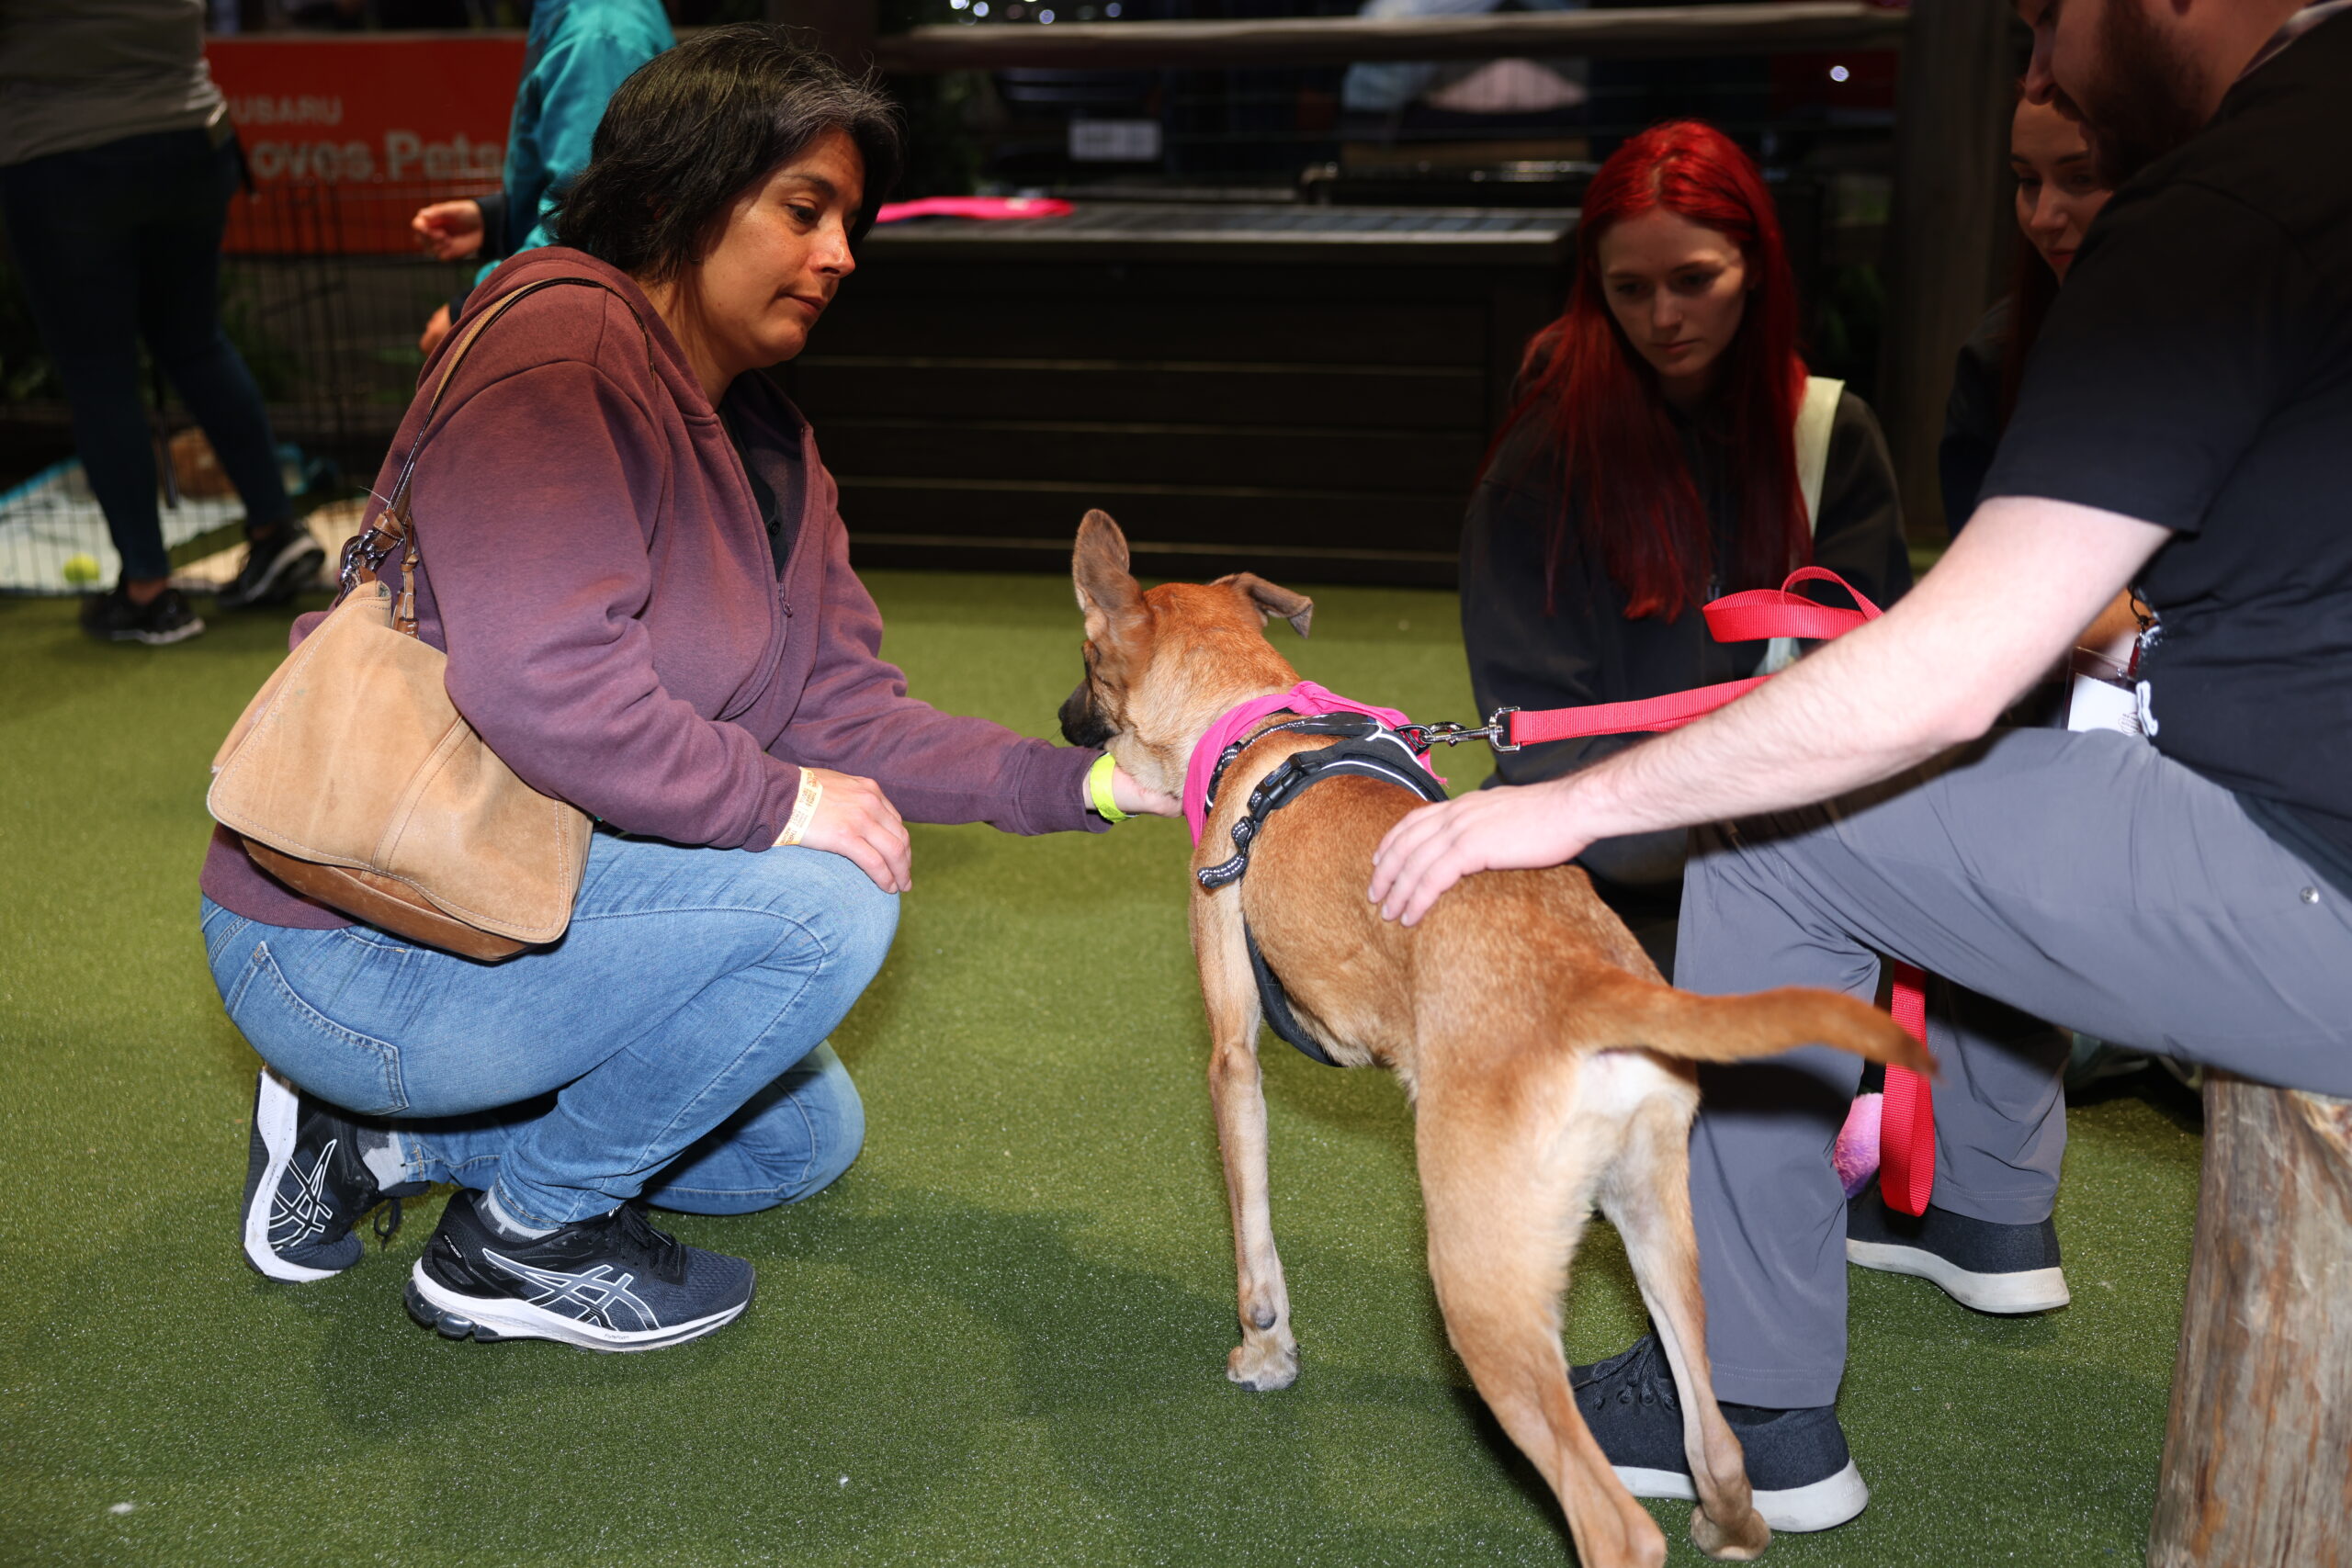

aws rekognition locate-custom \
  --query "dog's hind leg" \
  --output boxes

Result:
[1600,1093,1772,1562]
[1417,1065,1668,1568]
[1191,892,1299,1391]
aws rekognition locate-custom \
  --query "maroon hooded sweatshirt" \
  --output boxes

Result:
[202,249,1102,930]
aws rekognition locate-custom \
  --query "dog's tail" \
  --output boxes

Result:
[1578,973,1933,1074]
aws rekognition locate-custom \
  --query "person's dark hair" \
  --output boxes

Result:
[552,25,902,281]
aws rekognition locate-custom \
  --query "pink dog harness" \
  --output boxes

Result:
[1181,682,1450,1069]
[1182,681,1441,845]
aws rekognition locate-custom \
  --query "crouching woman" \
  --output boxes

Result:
[197,27,1172,1352]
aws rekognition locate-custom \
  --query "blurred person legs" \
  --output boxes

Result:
[0,123,300,631]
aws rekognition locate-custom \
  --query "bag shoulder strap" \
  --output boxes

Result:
[1758,375,1846,674]
[357,276,654,633]
[381,276,654,519]
[1793,375,1844,536]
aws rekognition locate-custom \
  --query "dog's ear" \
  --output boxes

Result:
[1072,509,1143,639]
[1218,572,1314,638]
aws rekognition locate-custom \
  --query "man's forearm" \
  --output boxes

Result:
[1552,496,2170,841]
[1365,498,2173,926]
[1555,615,1968,840]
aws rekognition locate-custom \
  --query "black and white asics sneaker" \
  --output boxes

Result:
[405,1190,754,1353]
[242,1068,423,1282]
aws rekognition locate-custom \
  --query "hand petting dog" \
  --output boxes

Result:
[1370,778,1592,926]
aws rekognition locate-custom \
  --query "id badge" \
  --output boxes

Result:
[2067,619,2158,740]
[2066,671,2143,735]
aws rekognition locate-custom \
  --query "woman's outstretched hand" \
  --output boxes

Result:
[1110,763,1182,818]
[796,769,911,893]
[1367,778,1591,926]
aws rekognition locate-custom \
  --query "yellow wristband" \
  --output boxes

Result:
[1087,751,1130,823]
[777,771,824,846]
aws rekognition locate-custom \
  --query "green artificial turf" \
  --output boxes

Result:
[0,572,2200,1567]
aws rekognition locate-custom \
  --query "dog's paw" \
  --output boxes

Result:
[1688,1504,1770,1562]
[1226,1337,1299,1392]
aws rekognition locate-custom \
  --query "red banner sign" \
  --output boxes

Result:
[207,34,525,254]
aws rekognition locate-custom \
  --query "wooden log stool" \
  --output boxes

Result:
[2149,1073,2352,1567]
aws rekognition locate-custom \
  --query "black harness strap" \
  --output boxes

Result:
[1245,925,1328,1065]
[1195,713,1449,1067]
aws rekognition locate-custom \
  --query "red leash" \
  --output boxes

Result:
[1881,963,1935,1214]
[1497,569,1937,1215]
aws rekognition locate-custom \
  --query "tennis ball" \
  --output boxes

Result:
[62,553,101,587]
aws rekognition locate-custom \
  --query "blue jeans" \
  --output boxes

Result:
[0,129,289,581]
[201,832,896,1229]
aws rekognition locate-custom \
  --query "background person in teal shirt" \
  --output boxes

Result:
[410,0,673,354]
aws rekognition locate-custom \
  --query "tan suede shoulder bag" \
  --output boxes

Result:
[209,276,649,961]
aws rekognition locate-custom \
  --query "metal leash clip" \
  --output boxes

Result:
[1397,707,1521,754]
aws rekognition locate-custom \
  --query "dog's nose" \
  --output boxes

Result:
[1059,681,1113,748]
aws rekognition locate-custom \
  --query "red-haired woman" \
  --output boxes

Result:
[1458,120,1909,965]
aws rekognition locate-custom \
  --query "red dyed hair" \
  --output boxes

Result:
[1500,120,1811,620]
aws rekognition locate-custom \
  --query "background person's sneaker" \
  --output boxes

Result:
[1570,1335,1871,1533]
[405,1190,754,1353]
[213,520,324,610]
[1847,1188,2070,1314]
[242,1068,423,1282]
[79,585,203,645]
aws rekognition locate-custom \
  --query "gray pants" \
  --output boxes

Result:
[1676,726,2352,1407]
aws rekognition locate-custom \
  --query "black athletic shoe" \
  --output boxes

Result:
[1847,1187,2069,1314]
[212,519,324,610]
[79,584,204,645]
[405,1190,754,1352]
[241,1068,424,1282]
[1571,1335,1870,1533]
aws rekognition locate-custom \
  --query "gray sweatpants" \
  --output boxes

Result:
[1676,726,2352,1408]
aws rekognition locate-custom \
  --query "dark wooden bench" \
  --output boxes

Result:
[776,200,1573,586]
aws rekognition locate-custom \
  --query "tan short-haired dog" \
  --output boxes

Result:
[1057,512,1930,1568]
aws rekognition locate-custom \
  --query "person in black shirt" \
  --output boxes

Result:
[1457,119,1908,969]
[1991,0,2352,888]
[1370,0,2352,1532]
